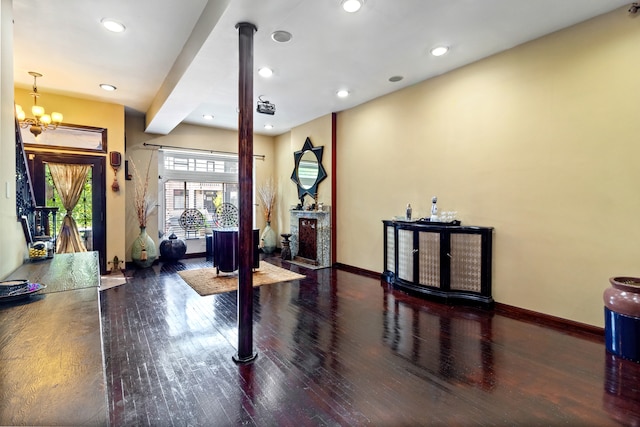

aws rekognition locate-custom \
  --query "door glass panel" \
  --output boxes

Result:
[45,165,93,250]
[397,229,413,282]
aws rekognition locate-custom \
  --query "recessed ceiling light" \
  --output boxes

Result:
[388,75,404,82]
[271,30,292,43]
[264,124,273,130]
[101,18,126,33]
[337,89,350,98]
[430,46,449,57]
[258,67,273,78]
[203,114,214,120]
[341,0,364,13]
[99,83,117,91]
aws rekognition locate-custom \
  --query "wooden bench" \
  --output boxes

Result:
[0,252,107,426]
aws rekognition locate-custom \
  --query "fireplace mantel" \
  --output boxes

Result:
[289,209,331,267]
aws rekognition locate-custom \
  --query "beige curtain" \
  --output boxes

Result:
[48,163,91,253]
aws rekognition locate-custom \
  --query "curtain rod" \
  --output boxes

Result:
[142,142,265,160]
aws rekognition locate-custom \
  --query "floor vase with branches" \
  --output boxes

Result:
[130,154,157,268]
[258,178,277,254]
[132,226,156,268]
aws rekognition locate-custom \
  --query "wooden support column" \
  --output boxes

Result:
[233,21,258,364]
[331,112,337,265]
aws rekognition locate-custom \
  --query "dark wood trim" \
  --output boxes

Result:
[175,252,207,260]
[331,112,337,265]
[124,259,159,271]
[23,123,107,154]
[336,262,604,342]
[494,302,604,343]
[334,262,380,279]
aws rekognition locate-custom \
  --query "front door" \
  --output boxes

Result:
[27,151,107,273]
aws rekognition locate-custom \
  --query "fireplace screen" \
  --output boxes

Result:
[298,218,317,261]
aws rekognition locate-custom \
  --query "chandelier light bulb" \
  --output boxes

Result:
[15,105,26,121]
[51,112,63,124]
[31,105,44,118]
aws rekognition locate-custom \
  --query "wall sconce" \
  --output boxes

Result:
[110,151,121,192]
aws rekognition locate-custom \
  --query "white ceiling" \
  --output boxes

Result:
[12,0,632,136]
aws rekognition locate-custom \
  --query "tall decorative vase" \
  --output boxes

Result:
[260,221,277,254]
[132,226,157,268]
[604,277,640,362]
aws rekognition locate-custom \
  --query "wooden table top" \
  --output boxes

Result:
[0,251,107,426]
[7,251,100,293]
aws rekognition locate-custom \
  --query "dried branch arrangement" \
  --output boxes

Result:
[258,177,277,223]
[130,152,155,228]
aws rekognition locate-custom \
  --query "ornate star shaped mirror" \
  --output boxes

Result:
[290,137,327,202]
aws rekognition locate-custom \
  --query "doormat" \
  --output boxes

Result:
[99,273,127,291]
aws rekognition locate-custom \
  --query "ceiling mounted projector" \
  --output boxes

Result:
[257,96,275,115]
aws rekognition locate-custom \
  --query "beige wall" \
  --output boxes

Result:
[335,9,638,327]
[0,0,24,280]
[13,87,126,272]
[124,116,276,260]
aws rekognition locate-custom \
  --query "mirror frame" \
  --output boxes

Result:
[290,137,327,201]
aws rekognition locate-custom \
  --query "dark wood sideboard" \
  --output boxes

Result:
[383,220,494,307]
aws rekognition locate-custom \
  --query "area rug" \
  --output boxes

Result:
[178,261,305,296]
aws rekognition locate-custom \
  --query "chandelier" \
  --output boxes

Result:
[15,71,63,137]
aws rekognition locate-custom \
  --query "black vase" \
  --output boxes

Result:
[159,233,187,262]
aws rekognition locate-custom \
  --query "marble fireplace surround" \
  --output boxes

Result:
[289,209,331,268]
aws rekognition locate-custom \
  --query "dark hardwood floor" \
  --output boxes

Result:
[100,256,640,426]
